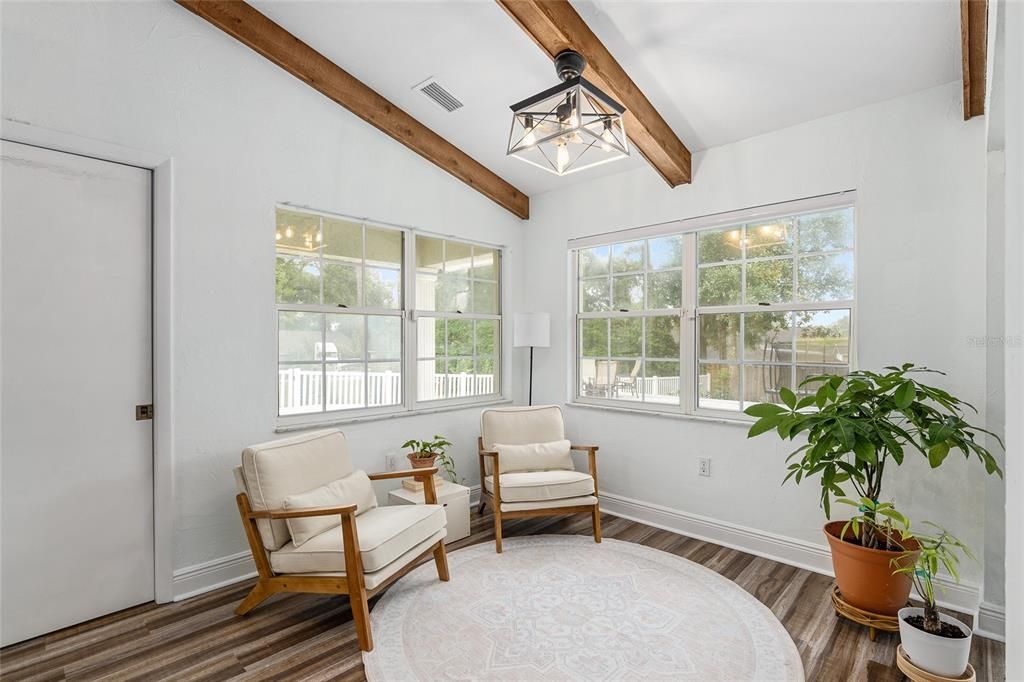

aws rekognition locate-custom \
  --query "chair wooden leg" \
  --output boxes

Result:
[433,541,450,581]
[477,498,486,515]
[235,580,274,615]
[592,506,602,543]
[349,589,373,652]
[494,511,503,553]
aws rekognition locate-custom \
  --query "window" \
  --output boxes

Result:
[572,196,854,415]
[275,207,502,419]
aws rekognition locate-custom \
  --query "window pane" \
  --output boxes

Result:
[325,313,363,360]
[794,309,851,365]
[433,318,447,357]
[415,236,444,312]
[611,241,644,273]
[646,316,680,359]
[472,280,498,314]
[476,320,497,356]
[578,358,600,397]
[417,358,445,401]
[447,358,475,399]
[798,252,854,302]
[367,361,401,406]
[644,360,680,405]
[472,246,498,281]
[580,278,611,312]
[445,240,472,275]
[276,210,321,254]
[322,261,359,308]
[364,226,401,268]
[322,216,361,261]
[579,246,610,278]
[699,313,739,361]
[580,319,608,358]
[743,312,793,362]
[475,356,497,395]
[743,364,793,406]
[364,267,400,308]
[799,208,854,252]
[610,318,641,357]
[276,254,320,304]
[279,311,323,362]
[447,318,473,356]
[325,362,365,410]
[699,363,740,410]
[648,236,682,270]
[745,220,793,258]
[698,228,742,263]
[647,270,681,309]
[367,316,401,360]
[745,258,792,304]
[437,270,470,312]
[278,363,322,416]
[614,359,643,402]
[698,264,741,305]
[612,274,644,310]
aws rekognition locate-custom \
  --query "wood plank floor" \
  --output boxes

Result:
[0,509,1006,681]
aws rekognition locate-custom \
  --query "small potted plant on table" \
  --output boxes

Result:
[895,524,976,679]
[402,435,457,482]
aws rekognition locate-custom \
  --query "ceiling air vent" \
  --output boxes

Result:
[415,78,463,113]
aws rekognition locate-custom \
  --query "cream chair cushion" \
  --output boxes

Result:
[270,505,446,573]
[241,430,354,550]
[282,470,378,547]
[480,405,566,474]
[500,495,598,513]
[493,439,572,473]
[484,470,595,502]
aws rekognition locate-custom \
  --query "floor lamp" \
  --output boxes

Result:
[513,313,550,406]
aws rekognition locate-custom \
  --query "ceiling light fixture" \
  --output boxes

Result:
[506,50,629,176]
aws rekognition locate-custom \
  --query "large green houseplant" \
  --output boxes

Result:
[744,364,1001,614]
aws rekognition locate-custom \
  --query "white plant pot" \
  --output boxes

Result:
[898,606,973,678]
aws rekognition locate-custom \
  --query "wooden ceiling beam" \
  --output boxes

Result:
[176,0,530,219]
[961,0,988,120]
[497,0,692,186]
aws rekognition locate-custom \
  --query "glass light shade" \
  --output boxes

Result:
[507,76,629,176]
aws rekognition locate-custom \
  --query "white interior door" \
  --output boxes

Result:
[1,141,154,646]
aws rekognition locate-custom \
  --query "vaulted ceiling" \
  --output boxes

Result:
[246,0,963,197]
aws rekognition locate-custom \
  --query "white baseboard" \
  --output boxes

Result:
[172,551,256,601]
[598,491,981,615]
[976,601,1006,641]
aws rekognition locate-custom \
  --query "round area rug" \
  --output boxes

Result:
[363,535,804,681]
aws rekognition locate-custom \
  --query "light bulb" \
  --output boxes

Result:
[315,231,322,243]
[285,226,294,238]
[523,129,537,147]
[275,231,282,241]
[556,141,570,173]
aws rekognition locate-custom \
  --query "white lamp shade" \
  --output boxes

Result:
[513,313,551,348]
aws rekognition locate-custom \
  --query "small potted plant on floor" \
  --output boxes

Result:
[402,435,457,482]
[894,524,976,679]
[744,364,1001,616]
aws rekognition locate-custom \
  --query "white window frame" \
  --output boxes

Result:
[275,204,505,428]
[568,192,857,420]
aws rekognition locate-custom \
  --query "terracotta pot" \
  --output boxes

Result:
[407,452,438,469]
[824,521,919,616]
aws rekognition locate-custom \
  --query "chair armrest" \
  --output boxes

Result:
[479,449,499,458]
[367,467,438,481]
[247,503,357,520]
[571,444,600,454]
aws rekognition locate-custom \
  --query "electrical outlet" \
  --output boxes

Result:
[385,454,397,472]
[698,457,711,477]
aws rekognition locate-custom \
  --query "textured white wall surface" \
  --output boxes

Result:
[1,1,527,573]
[524,82,996,588]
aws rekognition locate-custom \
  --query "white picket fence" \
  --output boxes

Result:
[279,368,495,414]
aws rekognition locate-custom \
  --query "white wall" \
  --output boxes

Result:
[1,1,526,592]
[525,82,998,590]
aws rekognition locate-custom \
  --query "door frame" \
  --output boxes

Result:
[2,120,176,603]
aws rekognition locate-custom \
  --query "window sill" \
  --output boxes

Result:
[275,398,513,433]
[565,400,753,427]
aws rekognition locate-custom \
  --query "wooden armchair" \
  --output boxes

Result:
[477,405,602,552]
[232,429,448,652]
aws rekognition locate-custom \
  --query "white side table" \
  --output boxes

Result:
[388,481,471,544]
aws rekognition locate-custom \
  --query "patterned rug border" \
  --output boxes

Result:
[364,535,805,681]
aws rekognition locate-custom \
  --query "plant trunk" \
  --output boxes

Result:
[923,604,942,634]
